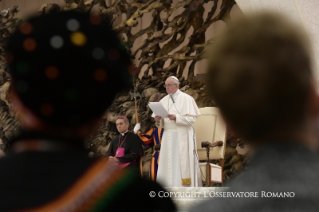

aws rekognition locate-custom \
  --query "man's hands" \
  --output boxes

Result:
[155,114,176,123]
[108,156,119,163]
[167,114,176,120]
[155,115,162,123]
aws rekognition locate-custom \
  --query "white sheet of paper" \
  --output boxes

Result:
[148,102,169,118]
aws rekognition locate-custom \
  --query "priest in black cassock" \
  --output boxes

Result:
[107,116,143,174]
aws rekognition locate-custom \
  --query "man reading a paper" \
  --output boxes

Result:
[152,76,202,187]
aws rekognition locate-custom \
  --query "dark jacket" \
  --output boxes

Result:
[190,142,319,212]
[0,131,175,212]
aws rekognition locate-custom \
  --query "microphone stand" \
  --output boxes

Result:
[170,94,200,187]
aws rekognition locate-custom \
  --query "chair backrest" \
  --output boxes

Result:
[193,107,226,161]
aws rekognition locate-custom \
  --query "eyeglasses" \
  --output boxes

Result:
[163,84,177,88]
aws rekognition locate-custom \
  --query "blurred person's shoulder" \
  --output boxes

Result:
[0,154,175,211]
[189,142,319,212]
[61,159,177,212]
[109,171,176,211]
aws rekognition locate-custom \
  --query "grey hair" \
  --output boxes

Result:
[167,76,180,85]
[116,116,129,124]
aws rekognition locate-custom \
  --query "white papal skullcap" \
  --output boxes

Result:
[169,76,179,83]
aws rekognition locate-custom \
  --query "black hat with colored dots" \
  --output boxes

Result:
[6,11,132,127]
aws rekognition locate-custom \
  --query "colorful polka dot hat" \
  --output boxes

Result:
[6,11,132,127]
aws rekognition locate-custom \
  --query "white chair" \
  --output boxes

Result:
[193,107,226,185]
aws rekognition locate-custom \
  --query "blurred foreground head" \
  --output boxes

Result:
[6,11,131,135]
[206,12,317,141]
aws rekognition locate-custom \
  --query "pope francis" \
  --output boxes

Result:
[153,76,202,187]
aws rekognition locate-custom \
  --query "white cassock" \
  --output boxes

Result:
[152,89,202,187]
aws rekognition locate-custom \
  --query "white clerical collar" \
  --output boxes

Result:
[120,130,129,136]
[172,89,180,97]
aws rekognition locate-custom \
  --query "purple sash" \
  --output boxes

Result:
[115,147,131,168]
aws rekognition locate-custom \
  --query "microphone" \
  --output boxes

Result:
[169,94,175,104]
